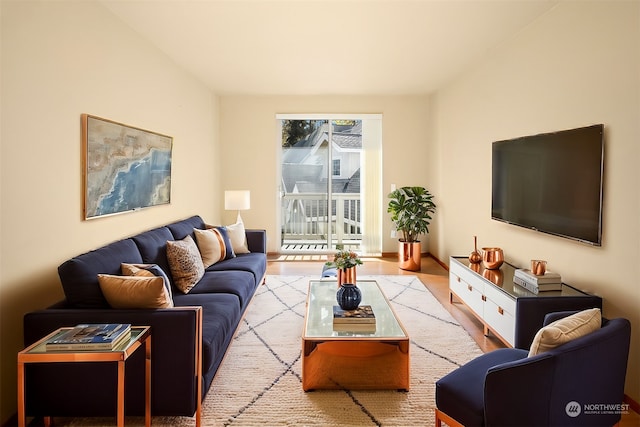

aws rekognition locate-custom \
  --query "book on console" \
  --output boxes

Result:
[333,305,376,324]
[46,323,131,351]
[513,275,562,294]
[514,268,562,284]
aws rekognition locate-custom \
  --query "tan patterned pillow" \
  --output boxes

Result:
[166,235,204,293]
[98,274,172,309]
[528,308,601,357]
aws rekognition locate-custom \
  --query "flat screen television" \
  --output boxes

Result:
[491,124,604,246]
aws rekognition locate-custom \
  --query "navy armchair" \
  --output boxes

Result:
[435,311,631,427]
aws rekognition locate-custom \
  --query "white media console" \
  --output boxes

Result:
[449,256,602,348]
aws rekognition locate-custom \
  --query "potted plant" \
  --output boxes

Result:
[387,186,437,271]
[325,249,363,287]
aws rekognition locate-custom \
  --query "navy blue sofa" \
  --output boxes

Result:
[23,215,266,419]
[435,311,631,427]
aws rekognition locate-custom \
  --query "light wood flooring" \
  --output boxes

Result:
[267,254,640,426]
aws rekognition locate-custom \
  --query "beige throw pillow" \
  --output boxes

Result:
[194,228,234,267]
[226,222,250,254]
[166,235,205,294]
[528,308,601,357]
[98,274,172,309]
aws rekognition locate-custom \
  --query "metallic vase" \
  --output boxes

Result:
[399,241,421,271]
[337,267,357,287]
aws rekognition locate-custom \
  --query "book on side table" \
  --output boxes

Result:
[45,323,131,351]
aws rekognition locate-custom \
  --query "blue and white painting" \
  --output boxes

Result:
[84,115,172,219]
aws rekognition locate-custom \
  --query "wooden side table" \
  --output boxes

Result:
[17,326,152,427]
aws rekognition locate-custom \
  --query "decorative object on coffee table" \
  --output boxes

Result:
[482,247,504,270]
[336,283,362,310]
[469,235,482,263]
[325,249,362,287]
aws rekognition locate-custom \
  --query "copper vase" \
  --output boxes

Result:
[337,267,357,287]
[469,236,482,264]
[482,247,504,270]
[399,241,421,271]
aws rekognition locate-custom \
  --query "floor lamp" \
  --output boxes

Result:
[225,190,251,224]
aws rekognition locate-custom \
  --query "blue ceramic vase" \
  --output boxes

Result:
[336,283,362,311]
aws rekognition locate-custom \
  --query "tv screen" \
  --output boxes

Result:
[491,124,604,246]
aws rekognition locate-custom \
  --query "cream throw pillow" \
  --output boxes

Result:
[528,308,601,357]
[226,222,250,254]
[98,274,172,309]
[166,235,205,294]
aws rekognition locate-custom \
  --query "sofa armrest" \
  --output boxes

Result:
[246,229,266,253]
[23,305,202,417]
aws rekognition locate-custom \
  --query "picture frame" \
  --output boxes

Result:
[82,114,173,220]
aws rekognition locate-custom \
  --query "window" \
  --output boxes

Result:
[332,159,341,176]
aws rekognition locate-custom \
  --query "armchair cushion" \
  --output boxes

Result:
[528,307,601,357]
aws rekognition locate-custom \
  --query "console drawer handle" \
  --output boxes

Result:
[457,276,461,282]
[498,306,504,315]
[482,295,487,302]
[467,284,472,292]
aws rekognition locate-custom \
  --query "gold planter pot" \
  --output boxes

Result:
[398,241,421,271]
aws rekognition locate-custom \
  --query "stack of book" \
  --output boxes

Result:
[513,269,562,294]
[333,305,376,332]
[46,323,132,351]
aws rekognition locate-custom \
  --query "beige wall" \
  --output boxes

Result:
[0,2,220,422]
[432,1,640,401]
[218,95,433,254]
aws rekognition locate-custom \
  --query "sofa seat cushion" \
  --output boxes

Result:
[189,270,256,308]
[173,293,242,375]
[58,239,143,308]
[206,253,266,285]
[436,348,528,426]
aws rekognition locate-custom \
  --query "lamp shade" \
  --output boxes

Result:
[224,190,251,211]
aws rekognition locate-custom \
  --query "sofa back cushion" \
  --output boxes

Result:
[58,239,143,308]
[167,215,206,240]
[132,226,175,285]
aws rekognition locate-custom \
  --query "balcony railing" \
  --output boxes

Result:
[281,192,361,251]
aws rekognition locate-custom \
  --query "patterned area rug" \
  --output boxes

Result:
[54,275,483,426]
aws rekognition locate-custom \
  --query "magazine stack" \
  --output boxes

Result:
[513,269,562,294]
[46,323,131,351]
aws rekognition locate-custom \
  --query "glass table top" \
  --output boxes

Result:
[304,279,408,339]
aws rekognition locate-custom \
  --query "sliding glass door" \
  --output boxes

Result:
[277,115,382,256]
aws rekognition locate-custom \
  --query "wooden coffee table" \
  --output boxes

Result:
[302,279,410,391]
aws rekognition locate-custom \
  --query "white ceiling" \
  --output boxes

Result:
[101,0,559,96]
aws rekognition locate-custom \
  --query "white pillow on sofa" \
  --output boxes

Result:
[528,308,601,357]
[226,222,250,254]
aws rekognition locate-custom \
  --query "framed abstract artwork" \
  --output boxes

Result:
[82,114,173,219]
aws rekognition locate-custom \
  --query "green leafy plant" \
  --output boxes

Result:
[325,249,363,270]
[387,186,437,243]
